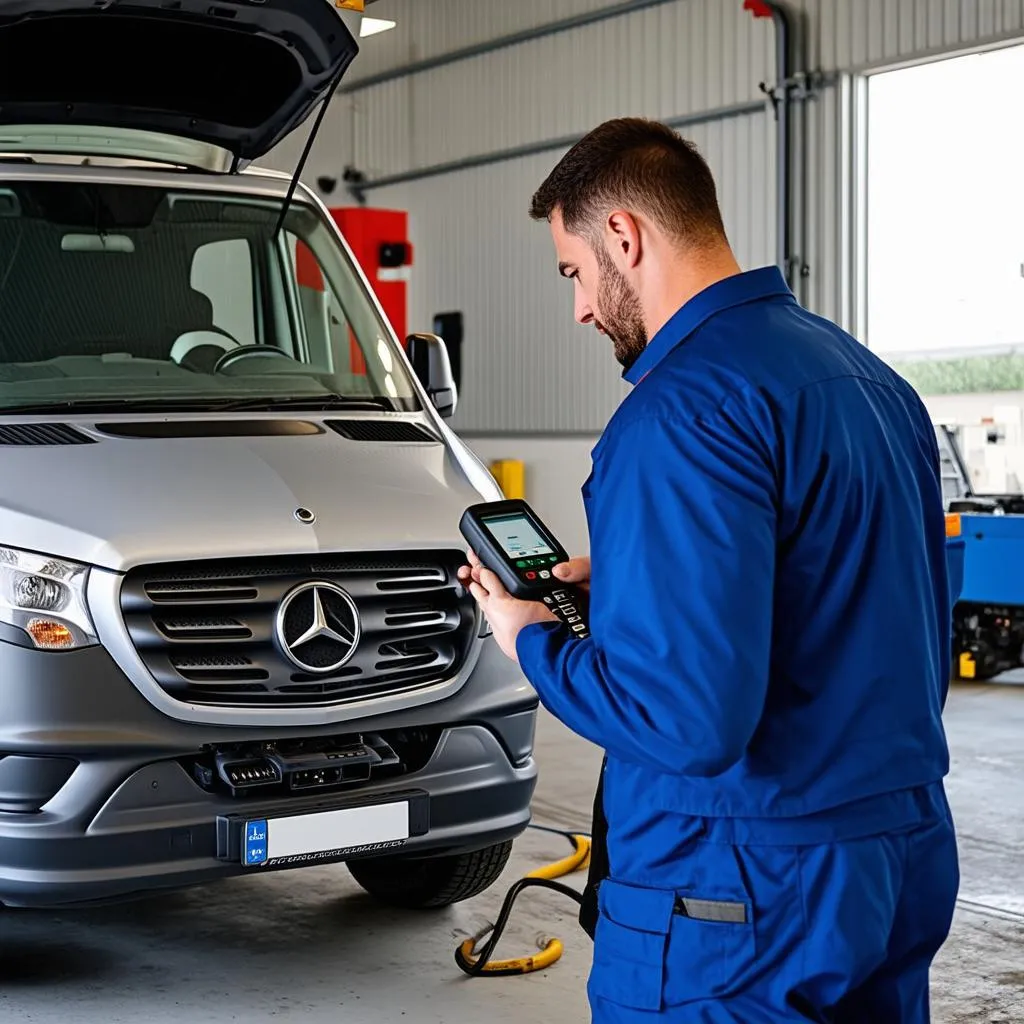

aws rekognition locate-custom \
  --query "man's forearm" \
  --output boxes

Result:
[515,621,749,777]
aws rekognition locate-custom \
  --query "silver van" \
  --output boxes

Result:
[0,0,537,909]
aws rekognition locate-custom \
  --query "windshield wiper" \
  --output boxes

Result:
[2,398,160,416]
[196,395,395,412]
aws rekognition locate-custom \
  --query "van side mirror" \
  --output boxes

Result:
[406,333,457,419]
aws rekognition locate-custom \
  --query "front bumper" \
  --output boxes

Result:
[0,636,538,908]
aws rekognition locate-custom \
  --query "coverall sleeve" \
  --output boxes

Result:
[516,402,777,776]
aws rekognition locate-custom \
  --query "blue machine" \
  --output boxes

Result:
[937,425,1024,680]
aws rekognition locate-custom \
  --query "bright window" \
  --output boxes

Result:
[866,45,1024,385]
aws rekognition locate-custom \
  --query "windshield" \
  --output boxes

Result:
[0,181,420,412]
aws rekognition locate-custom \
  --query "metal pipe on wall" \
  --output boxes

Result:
[745,0,811,299]
[347,100,768,200]
[769,2,793,283]
[745,0,793,284]
[339,0,681,94]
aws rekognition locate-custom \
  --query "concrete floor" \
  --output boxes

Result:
[1,682,1022,1022]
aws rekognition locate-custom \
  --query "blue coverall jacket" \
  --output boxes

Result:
[516,267,959,1022]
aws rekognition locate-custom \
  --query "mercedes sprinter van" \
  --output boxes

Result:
[0,0,537,909]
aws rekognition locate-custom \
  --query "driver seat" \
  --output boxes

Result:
[167,289,240,372]
[170,330,239,373]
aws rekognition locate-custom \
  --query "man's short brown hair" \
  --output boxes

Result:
[529,117,727,248]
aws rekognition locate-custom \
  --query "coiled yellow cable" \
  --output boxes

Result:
[455,831,592,977]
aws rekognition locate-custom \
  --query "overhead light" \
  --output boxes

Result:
[360,16,396,38]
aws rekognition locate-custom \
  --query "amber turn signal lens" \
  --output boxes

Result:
[26,619,75,650]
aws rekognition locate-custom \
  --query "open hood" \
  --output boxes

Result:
[0,0,359,163]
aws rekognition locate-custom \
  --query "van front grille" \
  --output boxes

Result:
[119,552,476,708]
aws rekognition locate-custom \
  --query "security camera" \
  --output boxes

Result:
[316,175,338,195]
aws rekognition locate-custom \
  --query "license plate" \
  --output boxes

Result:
[242,801,411,868]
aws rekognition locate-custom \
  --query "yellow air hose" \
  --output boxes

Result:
[455,827,592,977]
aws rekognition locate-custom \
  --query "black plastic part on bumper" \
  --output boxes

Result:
[0,637,538,908]
[0,754,77,812]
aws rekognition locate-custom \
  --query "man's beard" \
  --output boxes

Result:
[595,247,648,371]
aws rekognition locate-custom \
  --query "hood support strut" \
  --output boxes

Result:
[273,70,347,238]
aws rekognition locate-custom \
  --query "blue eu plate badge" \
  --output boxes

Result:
[244,820,269,866]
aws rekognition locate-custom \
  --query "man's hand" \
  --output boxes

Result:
[552,556,591,591]
[457,549,558,661]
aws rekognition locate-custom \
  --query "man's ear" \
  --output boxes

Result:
[604,210,642,271]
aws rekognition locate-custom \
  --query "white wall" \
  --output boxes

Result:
[464,434,599,556]
[924,392,1024,428]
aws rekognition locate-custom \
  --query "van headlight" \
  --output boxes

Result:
[0,548,97,650]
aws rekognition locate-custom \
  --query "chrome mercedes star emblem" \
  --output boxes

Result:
[275,581,361,674]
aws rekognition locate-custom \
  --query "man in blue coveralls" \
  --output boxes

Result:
[458,118,959,1022]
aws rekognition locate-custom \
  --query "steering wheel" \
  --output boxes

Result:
[214,345,295,374]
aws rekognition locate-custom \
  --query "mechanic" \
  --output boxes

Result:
[459,117,959,1023]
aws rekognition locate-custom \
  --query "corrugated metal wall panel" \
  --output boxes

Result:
[372,152,625,435]
[345,0,1024,106]
[274,1,1024,189]
[348,0,772,181]
[348,0,618,82]
[806,0,1024,71]
[348,79,411,179]
[372,112,774,434]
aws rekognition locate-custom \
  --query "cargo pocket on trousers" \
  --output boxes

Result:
[662,874,757,1005]
[589,879,676,1012]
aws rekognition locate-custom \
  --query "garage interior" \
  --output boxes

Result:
[2,0,1024,1022]
[2,699,1023,1023]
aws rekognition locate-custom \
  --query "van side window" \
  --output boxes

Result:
[285,233,366,377]
[191,239,256,347]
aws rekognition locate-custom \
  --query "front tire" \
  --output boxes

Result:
[347,841,513,909]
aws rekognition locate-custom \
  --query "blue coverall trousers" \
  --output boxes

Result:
[588,803,959,1022]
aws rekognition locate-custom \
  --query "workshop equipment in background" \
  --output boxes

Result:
[938,425,1024,681]
[949,510,1024,681]
[455,825,592,977]
[330,207,413,344]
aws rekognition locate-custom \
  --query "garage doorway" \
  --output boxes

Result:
[862,43,1024,493]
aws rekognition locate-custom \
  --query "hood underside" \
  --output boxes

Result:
[0,0,359,162]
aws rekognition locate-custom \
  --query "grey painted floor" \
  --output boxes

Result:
[1,682,1022,1022]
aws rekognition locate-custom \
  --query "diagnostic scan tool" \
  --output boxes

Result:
[460,499,590,639]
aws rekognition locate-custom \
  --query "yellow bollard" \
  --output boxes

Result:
[489,460,525,500]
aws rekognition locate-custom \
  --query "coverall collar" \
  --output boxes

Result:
[623,265,794,385]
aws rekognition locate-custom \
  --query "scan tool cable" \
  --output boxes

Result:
[454,824,592,977]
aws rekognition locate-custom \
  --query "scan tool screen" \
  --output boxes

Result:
[481,513,555,560]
